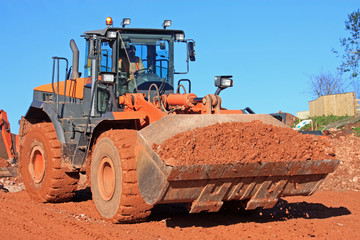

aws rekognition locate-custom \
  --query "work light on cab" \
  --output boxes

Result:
[163,20,172,29]
[122,18,131,28]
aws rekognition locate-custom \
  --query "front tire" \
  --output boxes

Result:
[91,130,152,223]
[20,123,79,202]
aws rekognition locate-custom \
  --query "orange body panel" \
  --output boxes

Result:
[112,111,148,120]
[118,94,165,126]
[34,78,90,99]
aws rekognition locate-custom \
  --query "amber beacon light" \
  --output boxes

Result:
[106,17,113,26]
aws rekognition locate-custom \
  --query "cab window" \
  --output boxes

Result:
[100,41,113,72]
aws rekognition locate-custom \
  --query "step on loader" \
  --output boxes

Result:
[2,17,339,222]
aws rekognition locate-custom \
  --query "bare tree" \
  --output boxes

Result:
[308,71,346,98]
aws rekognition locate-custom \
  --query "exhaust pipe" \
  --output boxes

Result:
[70,39,80,79]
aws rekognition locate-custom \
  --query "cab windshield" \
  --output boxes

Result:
[117,33,173,94]
[84,32,175,112]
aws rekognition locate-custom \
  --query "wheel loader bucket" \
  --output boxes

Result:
[135,114,339,213]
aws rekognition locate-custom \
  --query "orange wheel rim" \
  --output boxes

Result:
[29,145,46,184]
[97,156,115,201]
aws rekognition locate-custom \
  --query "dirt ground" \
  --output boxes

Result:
[0,125,359,240]
[0,189,358,240]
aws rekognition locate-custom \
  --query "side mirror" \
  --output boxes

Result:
[188,41,196,61]
[88,39,96,59]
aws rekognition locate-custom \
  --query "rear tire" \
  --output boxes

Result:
[91,130,152,223]
[20,123,79,202]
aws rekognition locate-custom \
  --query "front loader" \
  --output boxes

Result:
[11,17,339,222]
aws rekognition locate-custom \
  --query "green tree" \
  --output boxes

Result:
[333,10,360,96]
[335,10,360,77]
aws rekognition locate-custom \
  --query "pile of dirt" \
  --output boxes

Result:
[328,118,360,138]
[320,134,360,191]
[283,112,298,127]
[153,121,335,166]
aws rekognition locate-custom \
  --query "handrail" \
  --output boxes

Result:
[51,57,69,118]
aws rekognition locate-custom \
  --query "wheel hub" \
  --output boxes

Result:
[29,145,46,184]
[97,156,116,201]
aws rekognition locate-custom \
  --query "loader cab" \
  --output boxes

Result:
[83,27,186,113]
[115,33,174,95]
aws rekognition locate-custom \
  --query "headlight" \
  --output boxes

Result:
[106,31,117,39]
[221,79,232,87]
[214,76,233,88]
[175,33,185,41]
[99,73,116,83]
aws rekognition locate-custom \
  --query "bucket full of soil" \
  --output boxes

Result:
[135,114,339,214]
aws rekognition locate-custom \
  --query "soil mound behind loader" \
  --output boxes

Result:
[135,114,340,214]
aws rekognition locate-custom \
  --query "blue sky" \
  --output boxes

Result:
[0,0,358,133]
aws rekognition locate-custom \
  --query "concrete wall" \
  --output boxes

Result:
[297,111,310,120]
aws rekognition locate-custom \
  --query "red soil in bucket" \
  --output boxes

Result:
[153,121,335,166]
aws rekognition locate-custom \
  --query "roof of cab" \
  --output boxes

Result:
[84,27,185,37]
